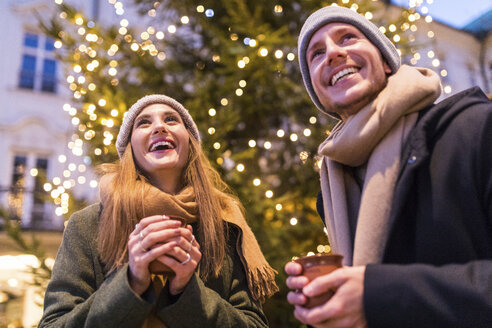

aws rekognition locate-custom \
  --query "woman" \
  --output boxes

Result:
[38,95,278,327]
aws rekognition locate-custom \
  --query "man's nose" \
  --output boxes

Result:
[325,39,347,66]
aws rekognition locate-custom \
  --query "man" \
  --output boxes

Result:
[285,5,492,328]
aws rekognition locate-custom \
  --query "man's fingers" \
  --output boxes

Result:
[286,275,309,290]
[287,291,307,306]
[285,261,303,275]
[303,268,346,297]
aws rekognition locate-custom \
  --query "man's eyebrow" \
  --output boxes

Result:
[331,25,359,37]
[307,38,323,53]
[307,26,360,52]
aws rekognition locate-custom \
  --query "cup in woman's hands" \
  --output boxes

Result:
[149,216,187,274]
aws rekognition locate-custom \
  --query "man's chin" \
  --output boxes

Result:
[328,96,375,120]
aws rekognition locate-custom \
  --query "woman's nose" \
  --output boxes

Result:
[152,120,169,134]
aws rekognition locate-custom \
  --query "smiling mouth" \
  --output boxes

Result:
[331,67,359,86]
[149,140,175,152]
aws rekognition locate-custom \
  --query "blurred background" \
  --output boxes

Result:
[0,0,491,327]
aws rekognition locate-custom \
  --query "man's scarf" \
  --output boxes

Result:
[318,65,442,265]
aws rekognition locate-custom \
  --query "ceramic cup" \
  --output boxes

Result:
[293,253,343,308]
[148,216,187,274]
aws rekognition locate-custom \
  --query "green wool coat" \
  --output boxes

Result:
[38,204,268,327]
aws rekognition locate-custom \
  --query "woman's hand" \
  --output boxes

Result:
[154,223,201,295]
[128,215,182,295]
[127,215,201,296]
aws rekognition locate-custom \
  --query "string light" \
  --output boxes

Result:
[47,0,450,232]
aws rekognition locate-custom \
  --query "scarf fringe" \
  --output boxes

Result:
[247,265,279,303]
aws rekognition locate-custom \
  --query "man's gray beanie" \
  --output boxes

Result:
[115,94,200,158]
[298,6,401,116]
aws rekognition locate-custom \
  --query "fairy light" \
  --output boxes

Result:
[48,0,448,220]
[168,25,176,33]
[43,183,52,192]
[259,47,268,57]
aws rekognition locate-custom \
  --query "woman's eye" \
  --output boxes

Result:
[136,119,150,127]
[165,115,179,123]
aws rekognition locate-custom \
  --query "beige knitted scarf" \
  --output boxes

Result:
[318,65,442,266]
[99,175,278,303]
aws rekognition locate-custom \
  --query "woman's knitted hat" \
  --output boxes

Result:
[115,94,200,158]
[298,6,401,116]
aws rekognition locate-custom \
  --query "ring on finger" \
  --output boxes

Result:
[190,235,195,245]
[181,253,191,265]
[139,230,144,240]
[187,235,195,252]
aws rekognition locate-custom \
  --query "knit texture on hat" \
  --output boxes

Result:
[298,6,401,117]
[116,94,200,158]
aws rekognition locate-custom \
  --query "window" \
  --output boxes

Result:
[7,156,50,228]
[31,158,49,227]
[18,32,57,93]
[8,156,27,220]
[41,59,57,92]
[19,54,36,89]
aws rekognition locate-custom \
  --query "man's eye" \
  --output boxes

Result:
[341,33,356,43]
[310,49,324,61]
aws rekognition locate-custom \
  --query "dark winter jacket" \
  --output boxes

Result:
[38,203,268,328]
[318,87,492,327]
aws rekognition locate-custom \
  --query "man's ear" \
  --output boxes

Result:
[383,61,392,74]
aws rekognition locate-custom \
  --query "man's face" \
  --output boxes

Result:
[306,23,392,120]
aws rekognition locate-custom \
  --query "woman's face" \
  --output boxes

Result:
[130,103,190,183]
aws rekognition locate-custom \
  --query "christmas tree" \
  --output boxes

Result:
[41,0,425,325]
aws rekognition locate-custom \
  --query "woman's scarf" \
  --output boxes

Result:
[99,175,278,303]
[318,65,442,266]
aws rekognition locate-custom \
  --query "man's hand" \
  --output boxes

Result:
[287,264,367,328]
